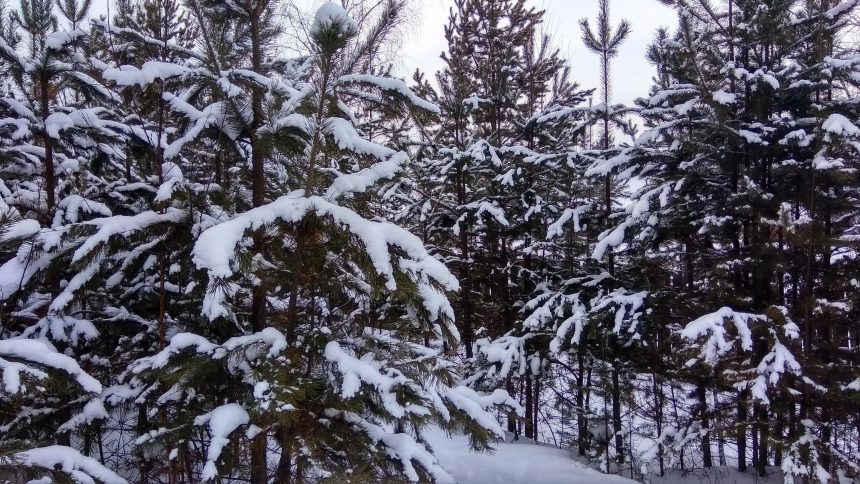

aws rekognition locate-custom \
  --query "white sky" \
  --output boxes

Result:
[400,0,677,105]
[76,0,676,105]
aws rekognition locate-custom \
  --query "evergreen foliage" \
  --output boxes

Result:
[0,0,857,482]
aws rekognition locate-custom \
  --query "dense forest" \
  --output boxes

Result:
[0,0,857,482]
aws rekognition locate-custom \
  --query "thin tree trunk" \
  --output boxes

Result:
[653,372,664,476]
[247,9,270,482]
[612,364,623,465]
[525,377,534,439]
[577,350,588,456]
[756,403,768,477]
[698,379,712,468]
[738,388,748,472]
[40,75,55,215]
[714,387,726,466]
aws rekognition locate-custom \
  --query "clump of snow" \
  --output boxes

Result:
[444,387,521,438]
[44,29,86,50]
[0,219,40,242]
[822,113,860,138]
[324,341,408,417]
[0,339,101,394]
[72,208,187,263]
[16,446,127,483]
[57,195,112,223]
[312,2,357,35]
[680,307,761,365]
[826,0,858,19]
[712,89,736,105]
[102,61,192,87]
[44,112,74,139]
[195,403,250,481]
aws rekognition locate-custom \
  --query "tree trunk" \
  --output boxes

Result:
[524,377,534,439]
[275,427,292,484]
[533,378,540,441]
[612,364,623,465]
[577,351,588,456]
[249,434,268,483]
[714,387,726,466]
[698,379,712,468]
[40,75,55,215]
[738,389,748,472]
[653,372,664,476]
[756,403,768,477]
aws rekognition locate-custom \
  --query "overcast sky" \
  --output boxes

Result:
[399,0,677,106]
[79,0,676,105]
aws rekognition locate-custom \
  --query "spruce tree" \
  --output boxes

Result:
[612,0,860,480]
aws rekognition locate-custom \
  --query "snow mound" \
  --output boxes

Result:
[425,428,636,484]
[312,2,356,35]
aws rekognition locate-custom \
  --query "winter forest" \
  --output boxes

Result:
[0,0,859,481]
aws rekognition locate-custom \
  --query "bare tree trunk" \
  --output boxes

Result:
[714,387,726,466]
[698,379,713,468]
[612,363,623,466]
[738,392,748,471]
[525,377,534,439]
[275,427,292,484]
[653,372,664,476]
[40,75,55,215]
[756,403,768,477]
[577,351,588,456]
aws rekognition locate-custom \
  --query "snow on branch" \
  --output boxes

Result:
[324,341,409,417]
[192,193,458,320]
[0,35,34,73]
[71,208,187,263]
[822,113,860,139]
[444,387,522,437]
[102,61,195,87]
[826,0,858,19]
[131,328,287,373]
[45,29,87,51]
[195,403,251,481]
[339,74,441,114]
[749,327,802,404]
[325,409,453,483]
[15,446,127,484]
[163,94,231,159]
[312,1,357,35]
[0,339,102,394]
[680,307,763,366]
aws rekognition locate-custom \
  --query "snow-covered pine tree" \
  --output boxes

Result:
[408,0,600,445]
[0,0,135,461]
[466,0,645,471]
[608,0,860,479]
[98,1,520,482]
[576,0,635,468]
[421,0,548,361]
[86,0,207,477]
[0,327,125,482]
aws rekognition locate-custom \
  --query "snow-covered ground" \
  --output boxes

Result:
[649,466,784,484]
[425,428,636,484]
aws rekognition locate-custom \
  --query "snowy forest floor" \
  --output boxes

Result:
[425,428,787,484]
[649,467,785,484]
[424,427,636,484]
